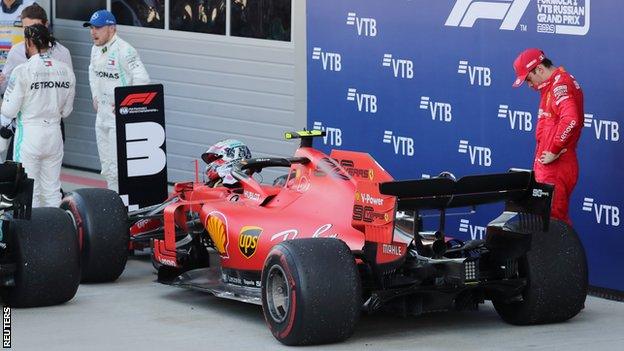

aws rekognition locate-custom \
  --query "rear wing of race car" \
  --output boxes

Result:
[379,169,554,232]
[285,130,326,148]
[0,161,34,219]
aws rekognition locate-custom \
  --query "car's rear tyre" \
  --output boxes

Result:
[61,188,129,283]
[1,208,80,307]
[261,238,361,345]
[493,219,587,324]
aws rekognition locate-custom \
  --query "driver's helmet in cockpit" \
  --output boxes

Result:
[201,139,252,185]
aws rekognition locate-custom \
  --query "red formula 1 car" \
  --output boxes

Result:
[62,131,588,345]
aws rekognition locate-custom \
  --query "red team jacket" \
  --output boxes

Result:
[534,67,584,223]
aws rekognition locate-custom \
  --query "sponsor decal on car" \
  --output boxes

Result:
[317,157,351,181]
[239,226,263,258]
[336,159,374,180]
[382,244,403,256]
[355,191,384,206]
[206,212,229,257]
[158,257,177,267]
[222,273,262,288]
[269,224,340,242]
[243,190,261,202]
[352,205,389,223]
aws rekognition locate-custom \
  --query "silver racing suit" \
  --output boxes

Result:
[1,53,75,207]
[89,34,150,191]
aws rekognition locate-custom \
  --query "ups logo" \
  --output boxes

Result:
[239,226,262,258]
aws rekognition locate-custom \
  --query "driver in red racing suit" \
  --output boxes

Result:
[512,48,584,225]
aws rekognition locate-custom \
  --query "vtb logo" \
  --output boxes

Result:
[120,92,157,107]
[458,60,491,86]
[382,54,413,79]
[313,121,342,146]
[347,88,377,113]
[311,47,342,72]
[584,114,619,142]
[346,12,377,37]
[498,104,532,131]
[445,0,530,30]
[459,219,486,240]
[458,140,492,167]
[420,96,452,123]
[583,198,620,227]
[383,131,414,156]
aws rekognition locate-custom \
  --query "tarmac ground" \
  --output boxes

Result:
[6,167,624,350]
[10,255,624,351]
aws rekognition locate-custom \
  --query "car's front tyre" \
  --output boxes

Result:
[61,188,129,283]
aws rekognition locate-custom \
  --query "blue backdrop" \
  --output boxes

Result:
[307,0,623,292]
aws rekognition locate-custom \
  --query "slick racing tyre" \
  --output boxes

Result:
[493,219,588,325]
[61,188,129,283]
[261,238,361,345]
[1,208,80,307]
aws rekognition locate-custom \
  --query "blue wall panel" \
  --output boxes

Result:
[307,0,623,291]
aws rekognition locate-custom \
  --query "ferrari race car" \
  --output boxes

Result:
[0,162,80,307]
[61,131,588,345]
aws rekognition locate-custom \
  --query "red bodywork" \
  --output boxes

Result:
[139,147,405,278]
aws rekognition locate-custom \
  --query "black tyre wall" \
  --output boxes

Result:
[1,208,80,307]
[493,219,588,325]
[61,188,129,283]
[261,238,361,346]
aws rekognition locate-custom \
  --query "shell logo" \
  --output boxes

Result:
[206,215,228,257]
[355,192,361,201]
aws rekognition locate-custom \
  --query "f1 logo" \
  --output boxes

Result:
[445,0,530,30]
[120,92,157,107]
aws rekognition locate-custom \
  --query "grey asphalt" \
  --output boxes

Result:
[10,255,624,351]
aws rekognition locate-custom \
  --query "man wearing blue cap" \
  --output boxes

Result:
[84,9,150,192]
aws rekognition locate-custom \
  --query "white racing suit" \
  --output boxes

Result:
[89,35,150,192]
[0,53,75,207]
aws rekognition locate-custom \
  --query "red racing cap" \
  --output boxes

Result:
[512,48,545,87]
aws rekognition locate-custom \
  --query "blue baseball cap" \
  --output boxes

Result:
[83,10,117,28]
